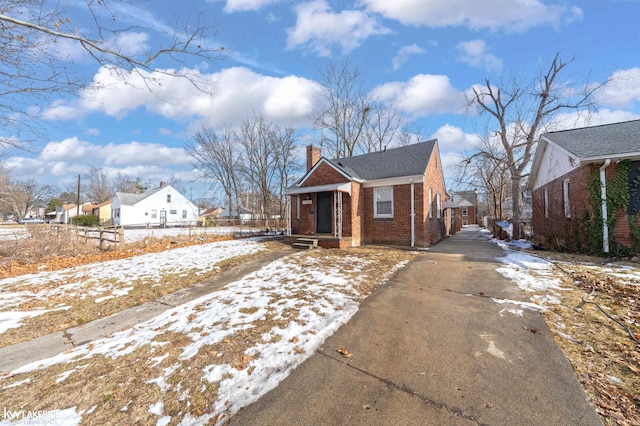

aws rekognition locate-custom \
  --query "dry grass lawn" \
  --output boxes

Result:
[534,251,640,426]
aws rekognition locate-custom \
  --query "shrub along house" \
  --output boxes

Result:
[285,141,447,248]
[528,119,640,253]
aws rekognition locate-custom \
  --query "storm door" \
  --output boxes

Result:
[316,192,332,233]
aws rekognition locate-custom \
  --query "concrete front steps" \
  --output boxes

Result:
[291,237,319,250]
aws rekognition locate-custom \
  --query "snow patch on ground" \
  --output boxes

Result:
[6,251,407,425]
[0,239,267,334]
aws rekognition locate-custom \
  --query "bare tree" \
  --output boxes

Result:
[239,113,279,221]
[0,179,53,219]
[0,0,223,147]
[85,167,112,203]
[314,59,372,158]
[187,126,243,219]
[113,174,147,193]
[459,136,510,220]
[396,122,429,147]
[359,102,401,153]
[468,53,602,239]
[272,126,299,219]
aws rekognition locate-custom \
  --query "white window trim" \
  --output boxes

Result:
[461,207,468,217]
[563,179,571,218]
[296,195,300,220]
[436,193,441,219]
[428,187,433,219]
[374,186,394,218]
[543,188,549,218]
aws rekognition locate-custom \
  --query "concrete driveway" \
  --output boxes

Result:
[230,227,602,425]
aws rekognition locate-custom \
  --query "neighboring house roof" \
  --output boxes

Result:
[115,186,164,206]
[449,191,477,207]
[541,119,640,161]
[327,140,437,181]
[219,206,255,218]
[529,119,640,191]
[200,207,223,217]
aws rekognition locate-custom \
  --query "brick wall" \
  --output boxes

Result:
[301,162,349,187]
[363,184,414,246]
[531,162,639,251]
[532,164,592,247]
[306,145,321,171]
[351,182,363,246]
[423,145,447,245]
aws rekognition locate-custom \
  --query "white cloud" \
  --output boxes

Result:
[551,109,640,130]
[221,0,285,12]
[456,40,502,72]
[42,66,320,129]
[360,0,582,32]
[430,124,482,153]
[86,128,100,136]
[595,68,640,108]
[286,0,392,56]
[5,138,195,188]
[392,44,426,71]
[39,138,190,168]
[371,74,467,117]
[104,32,150,57]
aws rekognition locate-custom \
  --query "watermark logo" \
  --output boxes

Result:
[2,407,60,425]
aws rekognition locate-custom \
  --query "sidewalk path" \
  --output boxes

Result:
[230,227,602,425]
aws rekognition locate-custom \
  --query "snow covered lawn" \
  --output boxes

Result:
[0,239,271,347]
[0,247,415,425]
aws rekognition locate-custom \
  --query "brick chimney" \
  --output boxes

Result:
[160,181,167,188]
[306,145,321,172]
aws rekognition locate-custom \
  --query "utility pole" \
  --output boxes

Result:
[76,175,80,219]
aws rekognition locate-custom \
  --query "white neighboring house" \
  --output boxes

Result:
[111,182,199,227]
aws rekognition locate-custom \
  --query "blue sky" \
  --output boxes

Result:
[3,0,640,201]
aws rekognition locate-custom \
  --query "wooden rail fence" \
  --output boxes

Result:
[51,225,124,249]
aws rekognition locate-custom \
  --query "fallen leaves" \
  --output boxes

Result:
[337,347,353,358]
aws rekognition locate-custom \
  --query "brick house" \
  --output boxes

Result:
[285,140,447,248]
[528,119,640,253]
[447,190,479,234]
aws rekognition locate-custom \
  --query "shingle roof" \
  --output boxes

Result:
[326,140,437,180]
[450,191,476,207]
[542,119,640,159]
[116,186,163,206]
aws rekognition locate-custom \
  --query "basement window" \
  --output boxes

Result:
[374,187,393,218]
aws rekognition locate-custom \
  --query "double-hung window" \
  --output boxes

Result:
[374,187,393,218]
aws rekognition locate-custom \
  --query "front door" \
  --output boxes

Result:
[316,192,332,234]
[160,210,167,227]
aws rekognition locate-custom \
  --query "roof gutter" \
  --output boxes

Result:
[600,159,611,254]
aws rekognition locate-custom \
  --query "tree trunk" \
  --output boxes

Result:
[511,177,522,240]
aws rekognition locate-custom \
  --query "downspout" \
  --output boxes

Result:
[410,179,415,248]
[600,159,611,254]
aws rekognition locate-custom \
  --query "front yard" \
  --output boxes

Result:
[0,230,416,425]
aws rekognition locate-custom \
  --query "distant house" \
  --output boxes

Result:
[219,206,256,221]
[446,190,479,234]
[528,119,640,252]
[198,207,223,226]
[285,141,447,248]
[58,204,80,224]
[82,200,113,225]
[111,182,198,227]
